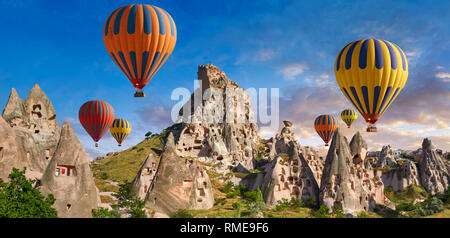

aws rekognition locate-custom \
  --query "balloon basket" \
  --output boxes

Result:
[366,125,377,132]
[134,90,145,97]
[118,144,122,147]
[325,143,329,146]
[95,143,98,147]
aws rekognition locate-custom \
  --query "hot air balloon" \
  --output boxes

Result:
[103,4,177,97]
[341,109,358,128]
[335,39,408,132]
[109,119,131,146]
[79,101,115,147]
[314,114,338,146]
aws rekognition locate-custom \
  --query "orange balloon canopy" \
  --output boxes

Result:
[103,4,177,96]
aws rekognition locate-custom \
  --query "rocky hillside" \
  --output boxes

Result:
[89,64,450,218]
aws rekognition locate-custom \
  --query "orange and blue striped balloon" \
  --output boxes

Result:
[103,4,177,97]
[79,101,115,147]
[335,39,408,131]
[314,114,338,146]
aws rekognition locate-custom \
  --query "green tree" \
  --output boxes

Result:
[92,207,120,218]
[145,131,153,138]
[0,167,57,218]
[232,202,242,218]
[111,181,146,218]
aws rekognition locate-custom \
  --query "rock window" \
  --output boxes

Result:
[203,181,207,188]
[55,165,76,177]
[217,155,223,161]
[45,149,51,160]
[198,188,205,196]
[67,204,71,210]
[284,182,289,190]
[0,147,3,159]
[144,185,148,193]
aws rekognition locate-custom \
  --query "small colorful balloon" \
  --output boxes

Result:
[314,114,338,146]
[110,119,131,147]
[341,109,358,128]
[79,100,115,147]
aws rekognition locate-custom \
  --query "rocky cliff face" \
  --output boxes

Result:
[1,84,60,179]
[131,153,158,200]
[0,116,29,180]
[38,122,100,218]
[349,131,367,161]
[145,133,214,214]
[172,64,259,171]
[261,122,320,206]
[319,129,389,215]
[417,138,450,195]
[381,160,420,191]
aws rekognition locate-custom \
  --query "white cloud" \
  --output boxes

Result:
[436,72,450,82]
[281,63,308,80]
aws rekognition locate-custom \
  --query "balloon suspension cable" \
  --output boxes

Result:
[134,90,145,98]
[95,143,98,147]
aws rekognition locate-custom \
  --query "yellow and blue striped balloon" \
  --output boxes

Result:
[109,119,132,146]
[335,39,408,131]
[341,109,358,128]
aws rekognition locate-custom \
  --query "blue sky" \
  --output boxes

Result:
[0,0,448,158]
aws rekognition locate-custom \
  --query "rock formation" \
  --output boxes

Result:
[172,64,259,171]
[349,131,367,161]
[1,85,60,179]
[381,160,420,191]
[261,122,320,206]
[375,145,397,168]
[145,133,214,214]
[0,116,28,180]
[131,153,158,200]
[319,129,389,215]
[38,122,100,218]
[417,138,450,195]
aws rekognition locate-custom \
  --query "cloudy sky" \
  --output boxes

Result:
[0,0,448,158]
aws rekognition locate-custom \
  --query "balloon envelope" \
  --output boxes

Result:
[314,114,338,146]
[334,39,408,127]
[103,4,177,96]
[109,119,131,146]
[79,100,115,146]
[341,109,358,128]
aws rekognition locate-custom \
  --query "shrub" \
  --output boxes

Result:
[111,181,146,218]
[333,205,346,218]
[438,186,450,204]
[305,196,318,209]
[222,181,234,193]
[232,202,242,218]
[312,205,330,218]
[92,207,120,218]
[417,197,444,216]
[357,212,369,218]
[396,202,416,212]
[289,197,303,208]
[0,167,57,218]
[170,209,193,218]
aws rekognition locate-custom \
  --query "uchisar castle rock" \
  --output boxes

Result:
[1,65,449,218]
